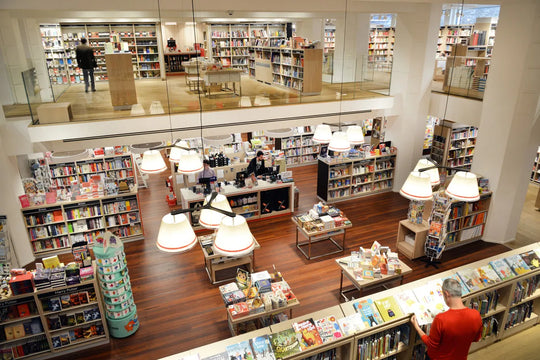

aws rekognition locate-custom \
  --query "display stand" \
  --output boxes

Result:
[105,54,137,110]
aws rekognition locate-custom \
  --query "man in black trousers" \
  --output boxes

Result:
[76,38,96,92]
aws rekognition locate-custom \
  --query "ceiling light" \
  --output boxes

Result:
[328,131,351,152]
[399,171,433,201]
[156,214,197,252]
[140,150,167,174]
[177,151,203,174]
[313,124,332,144]
[413,159,441,186]
[346,126,365,145]
[445,171,480,202]
[169,140,190,163]
[199,194,233,229]
[203,135,234,146]
[214,215,255,257]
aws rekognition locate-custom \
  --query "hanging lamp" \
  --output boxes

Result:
[399,171,433,201]
[313,124,332,144]
[346,125,365,145]
[140,149,167,174]
[328,131,351,152]
[156,214,197,252]
[214,215,255,257]
[445,171,480,202]
[413,159,441,186]
[177,150,203,174]
[169,140,190,163]
[199,194,233,229]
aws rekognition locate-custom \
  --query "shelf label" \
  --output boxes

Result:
[37,283,94,299]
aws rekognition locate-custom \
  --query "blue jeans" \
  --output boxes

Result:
[82,68,95,91]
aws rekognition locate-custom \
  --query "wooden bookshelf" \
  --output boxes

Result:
[430,123,478,175]
[368,26,395,72]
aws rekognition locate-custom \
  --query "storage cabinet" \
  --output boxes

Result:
[396,220,430,260]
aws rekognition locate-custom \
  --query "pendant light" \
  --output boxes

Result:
[328,131,351,152]
[413,159,441,186]
[199,194,233,229]
[156,213,197,252]
[169,140,189,163]
[445,171,480,202]
[399,171,433,201]
[140,149,167,174]
[177,150,203,174]
[313,124,332,144]
[214,215,255,257]
[346,125,365,145]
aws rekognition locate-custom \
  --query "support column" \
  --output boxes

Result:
[471,0,540,243]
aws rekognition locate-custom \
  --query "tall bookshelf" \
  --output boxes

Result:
[323,24,336,54]
[368,26,395,72]
[430,123,478,174]
[530,146,540,184]
[40,24,70,86]
[437,25,472,57]
[273,127,321,167]
[444,192,492,247]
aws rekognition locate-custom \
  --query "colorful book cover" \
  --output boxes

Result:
[226,340,254,360]
[336,313,365,336]
[413,282,448,322]
[249,335,275,360]
[519,250,540,269]
[457,268,486,292]
[394,289,432,326]
[489,259,516,281]
[476,264,502,286]
[269,328,301,359]
[292,318,323,350]
[314,315,343,343]
[374,296,405,322]
[504,254,531,275]
[441,273,470,295]
[353,299,384,328]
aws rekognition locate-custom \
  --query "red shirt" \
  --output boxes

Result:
[421,308,482,360]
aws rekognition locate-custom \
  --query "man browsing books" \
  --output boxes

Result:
[411,278,482,360]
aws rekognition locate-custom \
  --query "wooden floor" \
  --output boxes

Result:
[50,164,529,360]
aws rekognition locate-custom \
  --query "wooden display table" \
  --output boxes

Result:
[292,217,352,260]
[105,53,137,110]
[396,220,430,260]
[198,234,260,285]
[336,256,412,301]
[203,69,243,97]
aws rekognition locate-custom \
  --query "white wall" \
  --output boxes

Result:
[161,20,204,51]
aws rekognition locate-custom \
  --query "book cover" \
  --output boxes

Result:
[476,264,502,286]
[374,296,405,322]
[314,315,343,343]
[504,254,531,275]
[413,282,448,322]
[519,250,540,269]
[441,273,470,295]
[201,352,229,360]
[457,268,486,292]
[226,340,254,360]
[292,318,323,350]
[353,299,384,328]
[249,335,276,360]
[336,313,365,336]
[395,289,432,326]
[489,259,516,281]
[269,328,301,359]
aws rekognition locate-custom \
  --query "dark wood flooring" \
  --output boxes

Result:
[52,164,510,360]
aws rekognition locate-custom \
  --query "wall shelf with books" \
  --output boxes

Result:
[368,26,395,72]
[272,127,320,167]
[430,123,478,175]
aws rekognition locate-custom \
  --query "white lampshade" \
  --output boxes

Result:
[445,171,480,202]
[177,151,203,174]
[140,150,167,174]
[328,131,351,152]
[346,126,365,145]
[399,171,433,201]
[214,215,255,257]
[313,124,332,144]
[413,159,441,186]
[203,135,234,146]
[199,194,233,229]
[169,140,189,163]
[156,213,197,252]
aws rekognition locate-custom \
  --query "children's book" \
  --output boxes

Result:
[519,250,540,270]
[249,335,275,360]
[476,264,502,286]
[457,268,485,292]
[489,259,516,281]
[353,299,384,328]
[504,254,531,275]
[314,315,343,343]
[441,273,470,295]
[292,318,323,350]
[413,282,448,322]
[269,328,301,359]
[226,340,254,360]
[374,296,404,322]
[336,313,365,336]
[394,289,432,326]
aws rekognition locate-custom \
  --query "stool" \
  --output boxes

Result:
[37,102,73,124]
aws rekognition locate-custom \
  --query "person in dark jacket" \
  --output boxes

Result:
[75,38,96,92]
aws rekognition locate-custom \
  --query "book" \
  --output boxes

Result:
[226,340,254,360]
[314,315,343,343]
[476,264,502,286]
[504,254,531,275]
[374,296,405,322]
[336,313,365,336]
[269,328,301,359]
[395,289,432,325]
[201,352,229,360]
[249,335,275,360]
[489,259,516,281]
[413,282,448,323]
[441,273,470,295]
[292,318,323,350]
[353,299,384,328]
[457,268,485,292]
[519,250,540,269]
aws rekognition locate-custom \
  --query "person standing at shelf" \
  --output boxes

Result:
[197,160,216,181]
[76,38,97,93]
[411,278,482,360]
[246,150,266,183]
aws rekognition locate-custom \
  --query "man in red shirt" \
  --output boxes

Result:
[411,278,482,360]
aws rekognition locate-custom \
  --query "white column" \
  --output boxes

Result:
[294,18,324,43]
[333,13,370,83]
[471,0,540,243]
[385,4,442,191]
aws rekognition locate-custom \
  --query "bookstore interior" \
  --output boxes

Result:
[0,1,539,360]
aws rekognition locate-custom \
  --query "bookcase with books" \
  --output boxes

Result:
[317,152,397,203]
[444,192,491,247]
[530,146,540,184]
[437,25,472,57]
[0,265,109,359]
[21,191,143,257]
[368,26,395,72]
[430,123,478,175]
[40,24,70,86]
[272,128,321,167]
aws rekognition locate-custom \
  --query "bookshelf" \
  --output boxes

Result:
[530,146,540,184]
[430,123,478,174]
[273,128,321,167]
[0,267,109,358]
[368,26,395,72]
[437,25,472,57]
[40,23,163,84]
[164,51,200,74]
[324,25,336,54]
[317,153,397,203]
[21,190,143,257]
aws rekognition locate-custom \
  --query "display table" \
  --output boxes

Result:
[198,234,260,285]
[203,69,243,97]
[292,216,352,260]
[336,256,412,301]
[180,180,294,227]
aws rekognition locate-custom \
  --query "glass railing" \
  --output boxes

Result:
[431,55,489,100]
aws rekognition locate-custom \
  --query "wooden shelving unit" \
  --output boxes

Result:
[430,123,478,174]
[40,24,70,86]
[0,266,109,359]
[164,51,201,74]
[368,26,395,72]
[437,25,472,57]
[273,129,321,167]
[317,153,397,203]
[530,146,540,184]
[396,220,430,260]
